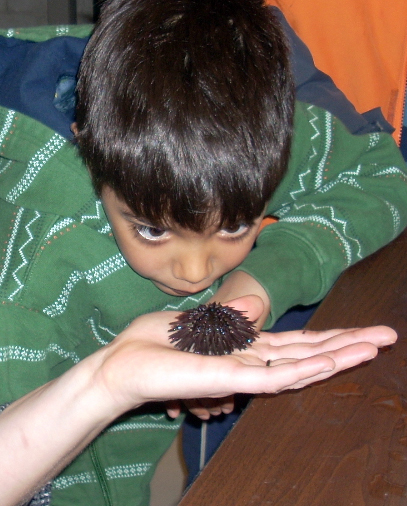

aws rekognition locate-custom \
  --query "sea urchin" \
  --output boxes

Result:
[168,302,258,355]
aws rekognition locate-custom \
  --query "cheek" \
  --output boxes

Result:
[220,242,255,270]
[115,239,160,277]
[124,254,153,277]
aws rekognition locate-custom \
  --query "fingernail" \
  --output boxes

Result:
[364,355,377,362]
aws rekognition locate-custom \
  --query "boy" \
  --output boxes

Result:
[0,0,404,504]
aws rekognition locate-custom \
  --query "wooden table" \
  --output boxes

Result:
[179,229,407,506]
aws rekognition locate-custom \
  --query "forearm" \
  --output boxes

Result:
[237,104,407,327]
[0,349,121,506]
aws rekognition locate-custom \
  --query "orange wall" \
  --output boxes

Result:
[267,0,407,143]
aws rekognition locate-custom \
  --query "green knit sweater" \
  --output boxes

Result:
[0,82,406,505]
[241,102,407,324]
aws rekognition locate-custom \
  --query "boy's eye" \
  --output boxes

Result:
[219,223,250,238]
[136,225,169,241]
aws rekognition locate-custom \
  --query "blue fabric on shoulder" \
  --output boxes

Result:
[401,127,407,161]
[0,35,87,139]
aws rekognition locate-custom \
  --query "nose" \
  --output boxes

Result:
[172,249,213,285]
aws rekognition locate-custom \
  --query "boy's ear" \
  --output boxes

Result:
[70,122,79,137]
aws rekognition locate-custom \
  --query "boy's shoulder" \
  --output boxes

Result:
[0,106,95,219]
[292,100,385,147]
[291,100,332,149]
[0,28,90,138]
[288,100,400,180]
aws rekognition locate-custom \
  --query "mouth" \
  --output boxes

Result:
[168,287,201,297]
[154,281,208,297]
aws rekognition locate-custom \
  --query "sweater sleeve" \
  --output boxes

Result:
[237,102,407,327]
[0,302,85,404]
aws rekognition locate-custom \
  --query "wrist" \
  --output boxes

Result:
[72,343,143,425]
[44,349,122,431]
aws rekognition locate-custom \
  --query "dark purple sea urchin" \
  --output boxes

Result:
[168,302,259,355]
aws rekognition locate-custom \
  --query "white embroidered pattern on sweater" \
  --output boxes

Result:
[9,211,41,300]
[43,253,128,317]
[6,133,66,203]
[0,343,80,364]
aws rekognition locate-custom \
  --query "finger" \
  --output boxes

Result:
[276,341,379,391]
[165,400,182,419]
[213,338,377,395]
[193,354,336,398]
[184,396,235,419]
[182,398,212,420]
[258,326,397,361]
[264,328,359,345]
[199,395,235,414]
[267,342,377,372]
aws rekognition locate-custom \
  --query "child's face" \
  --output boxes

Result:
[102,187,264,296]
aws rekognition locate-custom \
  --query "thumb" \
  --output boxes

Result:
[222,295,264,325]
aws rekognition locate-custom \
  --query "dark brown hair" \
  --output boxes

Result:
[76,0,294,231]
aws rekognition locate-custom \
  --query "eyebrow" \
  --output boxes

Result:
[120,206,260,232]
[120,210,140,221]
[120,210,168,229]
[120,210,149,224]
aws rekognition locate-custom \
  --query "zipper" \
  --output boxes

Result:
[398,82,406,148]
[396,26,407,147]
[90,440,114,506]
[199,421,208,472]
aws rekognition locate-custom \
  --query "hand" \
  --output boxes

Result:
[95,295,397,418]
[166,395,235,420]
